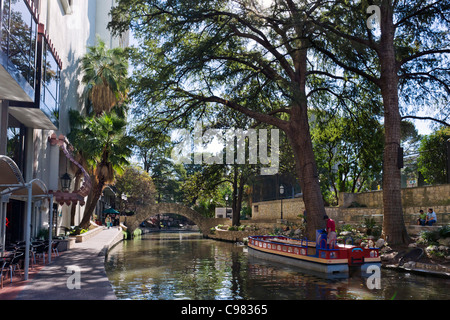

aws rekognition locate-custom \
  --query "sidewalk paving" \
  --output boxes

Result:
[11,227,123,300]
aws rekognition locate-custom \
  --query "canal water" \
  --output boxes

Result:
[105,232,450,300]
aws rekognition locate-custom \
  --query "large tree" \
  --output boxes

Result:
[109,0,349,239]
[417,127,450,185]
[68,112,134,229]
[68,41,132,229]
[307,0,450,244]
[312,109,384,205]
[81,39,129,116]
[115,165,157,213]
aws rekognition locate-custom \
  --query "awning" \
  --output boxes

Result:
[0,54,35,102]
[8,107,58,131]
[0,156,55,280]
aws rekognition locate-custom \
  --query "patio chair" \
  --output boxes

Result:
[15,245,37,270]
[0,252,24,288]
[34,244,49,264]
[51,241,60,258]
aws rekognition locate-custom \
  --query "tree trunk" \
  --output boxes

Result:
[232,168,246,227]
[286,92,327,239]
[231,166,240,227]
[79,176,105,229]
[379,3,410,245]
[70,171,82,226]
[285,48,327,240]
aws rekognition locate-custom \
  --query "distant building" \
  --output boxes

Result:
[215,207,232,219]
[0,0,128,242]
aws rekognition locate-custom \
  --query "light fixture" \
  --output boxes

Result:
[60,157,72,192]
[279,185,284,220]
[60,172,72,192]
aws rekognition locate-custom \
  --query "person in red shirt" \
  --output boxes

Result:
[324,215,336,249]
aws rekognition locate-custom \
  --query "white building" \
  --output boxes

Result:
[0,0,128,243]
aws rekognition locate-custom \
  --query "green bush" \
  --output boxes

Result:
[419,229,440,245]
[438,225,450,238]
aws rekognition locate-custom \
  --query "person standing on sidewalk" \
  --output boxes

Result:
[105,215,111,229]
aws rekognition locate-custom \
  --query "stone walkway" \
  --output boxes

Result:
[14,227,123,300]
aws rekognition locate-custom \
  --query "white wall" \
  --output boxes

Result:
[27,0,128,234]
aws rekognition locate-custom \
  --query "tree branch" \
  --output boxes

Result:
[401,115,450,127]
[400,71,450,94]
[179,90,290,130]
[398,49,450,67]
[311,44,381,86]
[394,0,443,28]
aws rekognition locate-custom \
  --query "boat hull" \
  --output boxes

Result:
[248,246,349,275]
[247,235,381,277]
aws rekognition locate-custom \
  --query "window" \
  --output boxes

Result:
[1,0,39,89]
[41,40,61,128]
[59,0,73,15]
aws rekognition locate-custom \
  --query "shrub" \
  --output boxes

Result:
[238,225,246,231]
[438,225,450,239]
[419,229,440,245]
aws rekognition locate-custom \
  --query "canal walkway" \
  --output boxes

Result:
[11,227,123,300]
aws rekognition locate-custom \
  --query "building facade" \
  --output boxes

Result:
[0,0,128,243]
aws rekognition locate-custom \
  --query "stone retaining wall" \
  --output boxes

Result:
[340,184,450,208]
[252,184,450,226]
[75,226,104,243]
[207,228,271,242]
[102,229,125,257]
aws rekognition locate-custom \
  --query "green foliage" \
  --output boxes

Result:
[312,109,384,205]
[107,0,450,244]
[438,225,450,239]
[81,38,130,116]
[362,217,381,237]
[67,226,88,236]
[115,166,156,211]
[37,228,49,240]
[133,228,143,237]
[68,111,134,177]
[417,128,450,185]
[419,230,440,245]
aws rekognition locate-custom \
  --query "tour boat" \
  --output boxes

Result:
[248,232,381,276]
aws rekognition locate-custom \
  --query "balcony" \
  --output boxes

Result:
[0,0,60,130]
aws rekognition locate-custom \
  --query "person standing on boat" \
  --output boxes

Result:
[324,215,337,249]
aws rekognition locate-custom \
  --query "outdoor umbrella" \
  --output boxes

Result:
[103,208,120,214]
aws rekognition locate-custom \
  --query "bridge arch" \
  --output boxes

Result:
[123,202,228,237]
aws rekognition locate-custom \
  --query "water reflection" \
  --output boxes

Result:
[105,232,450,300]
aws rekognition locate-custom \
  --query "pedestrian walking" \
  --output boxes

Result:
[105,215,111,229]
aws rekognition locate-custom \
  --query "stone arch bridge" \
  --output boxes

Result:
[123,202,229,237]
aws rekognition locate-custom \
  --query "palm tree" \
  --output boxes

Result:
[66,40,132,229]
[81,38,129,116]
[69,111,134,229]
